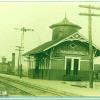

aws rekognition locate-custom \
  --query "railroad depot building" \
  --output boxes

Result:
[23,17,100,81]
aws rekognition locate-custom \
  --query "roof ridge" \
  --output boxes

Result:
[23,32,100,56]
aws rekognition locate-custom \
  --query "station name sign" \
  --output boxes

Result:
[57,50,88,55]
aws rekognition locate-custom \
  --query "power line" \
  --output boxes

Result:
[79,4,100,88]
[14,27,34,48]
[14,27,34,78]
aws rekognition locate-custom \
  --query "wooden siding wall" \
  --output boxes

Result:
[29,41,97,81]
[53,41,89,57]
[49,41,91,80]
[51,41,90,71]
[80,61,89,71]
[49,58,65,80]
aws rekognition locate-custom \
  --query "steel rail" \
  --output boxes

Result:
[0,78,36,96]
[0,75,80,96]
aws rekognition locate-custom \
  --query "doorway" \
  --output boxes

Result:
[65,57,80,80]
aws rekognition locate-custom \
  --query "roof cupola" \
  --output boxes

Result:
[50,15,81,40]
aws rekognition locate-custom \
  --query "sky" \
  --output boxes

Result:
[0,1,100,63]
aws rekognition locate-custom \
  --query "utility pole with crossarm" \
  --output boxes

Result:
[79,5,100,88]
[15,46,23,78]
[15,27,34,78]
[15,27,34,48]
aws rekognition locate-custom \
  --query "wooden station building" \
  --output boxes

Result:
[23,17,100,81]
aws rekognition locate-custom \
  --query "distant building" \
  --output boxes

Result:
[0,53,15,74]
[0,57,9,74]
[23,16,100,81]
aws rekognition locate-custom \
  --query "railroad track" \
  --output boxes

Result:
[0,75,80,96]
[0,80,31,96]
[0,77,51,96]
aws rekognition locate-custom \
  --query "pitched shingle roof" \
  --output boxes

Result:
[23,32,100,56]
[23,37,65,56]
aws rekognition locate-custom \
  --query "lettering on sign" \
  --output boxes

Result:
[58,50,88,55]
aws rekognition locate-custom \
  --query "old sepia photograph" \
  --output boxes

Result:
[0,1,100,97]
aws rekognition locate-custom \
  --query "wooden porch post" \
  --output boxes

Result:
[48,48,54,80]
[28,56,31,77]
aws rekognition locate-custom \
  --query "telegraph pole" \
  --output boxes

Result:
[79,5,100,88]
[15,27,34,48]
[15,27,34,78]
[16,46,23,78]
